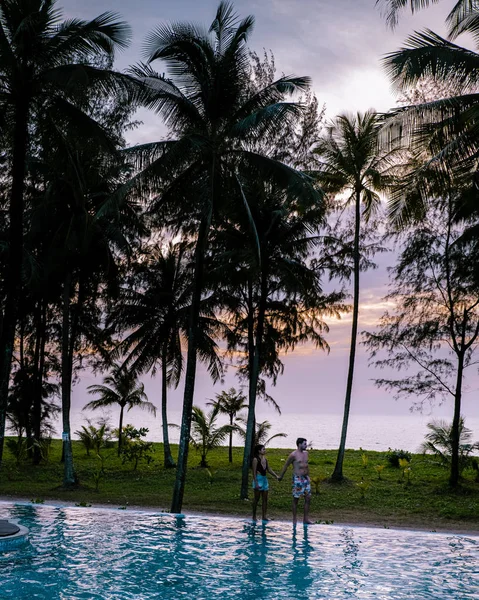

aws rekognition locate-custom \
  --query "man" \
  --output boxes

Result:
[278,437,314,525]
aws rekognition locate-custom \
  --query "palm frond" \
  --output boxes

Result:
[447,0,479,38]
[383,30,479,92]
[375,0,441,29]
[237,150,323,211]
[48,12,131,60]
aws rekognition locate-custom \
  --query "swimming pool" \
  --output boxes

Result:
[0,502,477,600]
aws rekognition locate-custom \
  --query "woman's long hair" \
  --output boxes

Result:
[252,444,265,466]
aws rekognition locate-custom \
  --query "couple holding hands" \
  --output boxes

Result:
[252,438,313,525]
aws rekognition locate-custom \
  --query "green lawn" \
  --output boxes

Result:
[1,439,478,532]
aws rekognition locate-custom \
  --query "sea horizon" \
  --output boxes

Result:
[41,408,479,454]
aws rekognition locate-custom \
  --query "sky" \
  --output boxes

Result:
[57,0,479,420]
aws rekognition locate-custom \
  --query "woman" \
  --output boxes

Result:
[252,444,278,521]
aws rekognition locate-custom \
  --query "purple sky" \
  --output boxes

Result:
[59,0,479,419]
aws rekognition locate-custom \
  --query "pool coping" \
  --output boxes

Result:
[0,519,29,550]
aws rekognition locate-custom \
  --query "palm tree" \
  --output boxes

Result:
[36,109,141,487]
[110,242,224,468]
[7,359,59,453]
[381,6,479,205]
[208,388,247,463]
[420,417,479,475]
[314,111,398,482]
[237,418,287,448]
[0,0,131,465]
[190,404,236,468]
[74,418,112,457]
[215,186,341,498]
[129,2,320,512]
[85,363,156,455]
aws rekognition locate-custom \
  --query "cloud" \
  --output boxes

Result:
[62,0,451,119]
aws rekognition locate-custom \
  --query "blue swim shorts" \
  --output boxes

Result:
[253,474,269,491]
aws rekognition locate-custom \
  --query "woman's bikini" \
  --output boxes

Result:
[256,459,268,476]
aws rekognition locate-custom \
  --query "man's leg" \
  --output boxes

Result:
[303,492,313,524]
[292,497,299,525]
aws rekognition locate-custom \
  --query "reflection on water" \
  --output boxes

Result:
[0,502,478,600]
[289,525,315,595]
[332,528,367,596]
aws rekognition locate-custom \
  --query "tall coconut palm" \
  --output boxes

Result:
[128,2,320,512]
[110,241,224,468]
[314,111,398,482]
[208,387,247,463]
[214,185,341,498]
[0,0,131,465]
[34,102,142,487]
[85,363,156,455]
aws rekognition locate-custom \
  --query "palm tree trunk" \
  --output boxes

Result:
[0,102,29,467]
[241,274,266,499]
[18,322,33,459]
[450,350,465,487]
[32,300,47,465]
[171,208,213,513]
[61,273,76,487]
[161,349,175,468]
[228,414,233,463]
[332,189,361,482]
[241,350,260,499]
[118,405,124,456]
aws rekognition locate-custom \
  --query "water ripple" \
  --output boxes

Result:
[0,503,477,600]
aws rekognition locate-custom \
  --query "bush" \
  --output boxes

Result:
[120,425,154,470]
[75,418,113,456]
[386,448,412,468]
[420,418,479,475]
[6,437,27,465]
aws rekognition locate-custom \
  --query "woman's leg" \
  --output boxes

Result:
[252,489,261,520]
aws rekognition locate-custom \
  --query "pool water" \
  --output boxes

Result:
[0,502,477,599]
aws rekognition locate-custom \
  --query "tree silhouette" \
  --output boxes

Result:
[85,364,156,456]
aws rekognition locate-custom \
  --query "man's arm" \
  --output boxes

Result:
[278,453,294,481]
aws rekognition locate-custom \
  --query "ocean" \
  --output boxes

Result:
[61,405,479,453]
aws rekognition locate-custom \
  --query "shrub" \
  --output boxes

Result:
[386,448,412,468]
[6,437,27,465]
[472,459,479,483]
[75,418,113,456]
[120,425,154,470]
[420,418,479,475]
[310,475,321,495]
[6,436,51,464]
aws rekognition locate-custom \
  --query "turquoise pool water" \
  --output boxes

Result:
[0,502,477,599]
